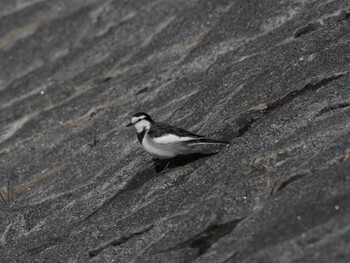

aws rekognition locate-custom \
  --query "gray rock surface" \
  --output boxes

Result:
[0,0,350,262]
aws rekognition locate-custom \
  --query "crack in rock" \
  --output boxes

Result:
[315,101,350,117]
[294,22,321,38]
[237,118,257,138]
[275,173,309,193]
[266,72,349,112]
[336,8,350,22]
[164,218,244,258]
[294,7,350,38]
[274,147,350,194]
[88,224,154,257]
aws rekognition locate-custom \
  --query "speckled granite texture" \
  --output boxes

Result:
[0,0,350,262]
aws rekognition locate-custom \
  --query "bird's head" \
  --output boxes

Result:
[126,112,153,133]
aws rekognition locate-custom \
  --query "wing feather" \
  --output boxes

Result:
[149,122,203,144]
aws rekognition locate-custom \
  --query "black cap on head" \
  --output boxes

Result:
[127,112,154,127]
[133,112,153,122]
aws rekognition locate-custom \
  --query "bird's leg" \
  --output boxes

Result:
[147,158,157,165]
[151,158,162,166]
[153,158,171,173]
[163,160,171,170]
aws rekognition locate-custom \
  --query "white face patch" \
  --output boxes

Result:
[134,119,151,133]
[153,134,197,144]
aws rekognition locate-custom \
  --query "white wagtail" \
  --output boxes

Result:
[126,112,230,162]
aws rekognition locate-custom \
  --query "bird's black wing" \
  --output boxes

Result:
[149,122,204,139]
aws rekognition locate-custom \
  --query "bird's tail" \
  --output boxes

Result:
[189,138,230,145]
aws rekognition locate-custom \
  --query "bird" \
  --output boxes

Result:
[126,112,230,164]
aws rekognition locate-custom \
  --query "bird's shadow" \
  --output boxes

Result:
[154,152,218,173]
[113,153,217,198]
[116,153,217,194]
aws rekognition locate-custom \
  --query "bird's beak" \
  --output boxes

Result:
[126,122,134,127]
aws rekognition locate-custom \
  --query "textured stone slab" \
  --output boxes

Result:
[0,0,349,262]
